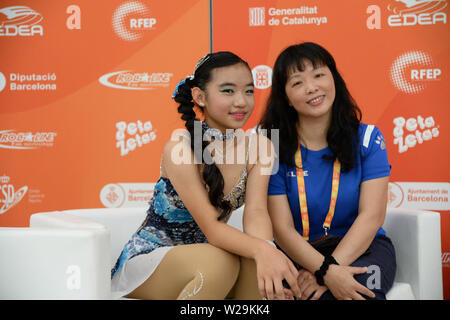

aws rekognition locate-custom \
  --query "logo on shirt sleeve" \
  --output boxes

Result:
[375,135,386,150]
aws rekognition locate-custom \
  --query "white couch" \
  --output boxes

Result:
[0,206,443,299]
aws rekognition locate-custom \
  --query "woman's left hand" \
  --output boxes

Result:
[297,269,328,300]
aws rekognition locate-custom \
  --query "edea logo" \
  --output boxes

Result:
[99,70,173,90]
[252,65,272,89]
[0,6,44,36]
[0,174,28,215]
[366,0,447,29]
[112,1,157,41]
[390,50,441,94]
[387,0,447,27]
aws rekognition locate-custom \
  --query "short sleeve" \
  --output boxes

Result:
[360,125,391,182]
[268,162,288,195]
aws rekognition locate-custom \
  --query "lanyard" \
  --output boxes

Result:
[294,145,341,240]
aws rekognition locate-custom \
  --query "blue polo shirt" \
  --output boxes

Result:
[268,123,391,241]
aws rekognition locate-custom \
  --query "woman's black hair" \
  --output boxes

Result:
[259,42,361,172]
[173,51,251,221]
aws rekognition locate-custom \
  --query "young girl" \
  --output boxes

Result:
[111,52,300,300]
[259,42,396,300]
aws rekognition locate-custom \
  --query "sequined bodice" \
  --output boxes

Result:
[222,167,247,212]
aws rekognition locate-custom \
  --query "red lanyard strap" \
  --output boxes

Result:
[295,146,341,240]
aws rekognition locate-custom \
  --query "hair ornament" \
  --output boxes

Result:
[193,53,211,76]
[172,53,211,99]
[171,76,192,99]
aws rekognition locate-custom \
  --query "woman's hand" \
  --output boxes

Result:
[297,269,328,300]
[323,264,376,300]
[254,242,301,300]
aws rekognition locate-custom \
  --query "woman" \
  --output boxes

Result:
[111,51,300,300]
[259,42,396,300]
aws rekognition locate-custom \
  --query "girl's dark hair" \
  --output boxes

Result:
[173,51,251,220]
[259,42,361,172]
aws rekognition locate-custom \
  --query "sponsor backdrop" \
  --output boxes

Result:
[0,0,210,222]
[1,0,449,298]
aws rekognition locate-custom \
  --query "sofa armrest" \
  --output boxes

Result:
[0,227,111,299]
[30,211,108,230]
[383,208,443,299]
[30,209,146,267]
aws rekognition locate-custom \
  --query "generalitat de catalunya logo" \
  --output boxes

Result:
[0,5,44,36]
[112,1,157,41]
[390,50,441,94]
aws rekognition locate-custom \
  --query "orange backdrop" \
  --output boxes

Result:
[1,0,449,298]
[0,0,210,225]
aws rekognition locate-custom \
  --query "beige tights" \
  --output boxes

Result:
[127,243,262,300]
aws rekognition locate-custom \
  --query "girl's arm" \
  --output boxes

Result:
[243,133,301,299]
[162,134,300,299]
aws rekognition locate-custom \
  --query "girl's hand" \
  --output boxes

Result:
[254,242,301,300]
[324,264,376,300]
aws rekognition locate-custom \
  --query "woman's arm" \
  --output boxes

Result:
[268,194,375,300]
[331,176,389,266]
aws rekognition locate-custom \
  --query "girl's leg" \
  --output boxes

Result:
[228,257,263,300]
[127,243,240,300]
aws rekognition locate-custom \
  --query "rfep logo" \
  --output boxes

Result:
[0,6,44,36]
[99,70,173,90]
[390,50,441,94]
[252,65,272,89]
[0,175,28,215]
[112,1,157,41]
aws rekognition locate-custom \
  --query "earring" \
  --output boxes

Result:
[198,102,204,107]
